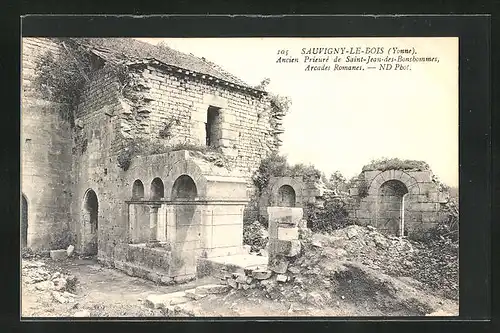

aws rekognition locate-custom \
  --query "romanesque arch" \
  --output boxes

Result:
[368,169,421,196]
[150,178,165,200]
[377,180,409,235]
[268,177,304,207]
[277,184,296,207]
[132,179,145,199]
[172,175,198,200]
[366,170,421,236]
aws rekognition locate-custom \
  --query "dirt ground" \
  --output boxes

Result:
[21,225,458,318]
[21,255,457,318]
[21,257,361,317]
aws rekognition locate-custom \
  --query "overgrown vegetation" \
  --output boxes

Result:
[33,39,133,127]
[255,78,292,152]
[252,153,324,194]
[158,117,181,139]
[415,198,459,244]
[304,196,355,233]
[243,221,268,253]
[33,41,91,124]
[117,138,224,171]
[326,171,348,193]
[362,158,430,172]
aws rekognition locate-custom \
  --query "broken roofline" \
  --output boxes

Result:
[83,44,268,98]
[127,59,268,98]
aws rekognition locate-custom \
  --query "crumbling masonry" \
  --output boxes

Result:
[21,38,283,282]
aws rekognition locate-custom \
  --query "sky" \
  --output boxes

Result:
[137,38,458,187]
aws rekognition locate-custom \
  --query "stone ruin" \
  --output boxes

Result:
[259,176,334,215]
[347,169,451,237]
[21,37,281,283]
[21,37,454,287]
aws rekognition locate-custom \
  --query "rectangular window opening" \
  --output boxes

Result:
[206,106,221,147]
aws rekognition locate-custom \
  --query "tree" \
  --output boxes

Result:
[328,171,347,193]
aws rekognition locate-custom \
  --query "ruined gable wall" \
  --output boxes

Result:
[128,66,274,185]
[21,38,74,250]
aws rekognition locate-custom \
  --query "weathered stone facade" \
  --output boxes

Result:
[21,38,279,282]
[258,176,332,218]
[348,169,450,236]
[21,38,74,249]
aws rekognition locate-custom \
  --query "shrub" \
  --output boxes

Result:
[362,157,430,172]
[243,221,268,252]
[304,196,354,233]
[158,118,181,139]
[357,179,369,198]
[116,138,223,171]
[252,153,323,194]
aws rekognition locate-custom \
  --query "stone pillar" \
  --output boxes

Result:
[267,207,303,274]
[157,204,167,242]
[166,206,176,246]
[149,205,160,242]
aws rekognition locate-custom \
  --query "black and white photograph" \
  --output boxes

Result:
[21,34,460,317]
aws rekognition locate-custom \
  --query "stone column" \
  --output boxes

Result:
[149,205,160,242]
[267,207,303,274]
[157,204,167,242]
[165,206,176,246]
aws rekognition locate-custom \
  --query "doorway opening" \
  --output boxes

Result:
[83,189,99,255]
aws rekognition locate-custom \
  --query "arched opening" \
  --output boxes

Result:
[377,180,409,235]
[172,175,198,200]
[170,175,199,276]
[21,194,28,248]
[132,180,145,199]
[82,189,99,255]
[277,185,296,207]
[150,178,165,200]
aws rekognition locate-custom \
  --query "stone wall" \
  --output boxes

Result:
[21,38,74,250]
[258,176,332,219]
[21,37,275,264]
[348,169,450,236]
[120,64,274,186]
[70,66,128,260]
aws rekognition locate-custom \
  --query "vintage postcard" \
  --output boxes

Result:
[21,36,459,317]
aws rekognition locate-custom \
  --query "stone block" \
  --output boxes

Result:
[211,224,243,248]
[252,269,273,280]
[268,255,289,274]
[185,289,207,300]
[437,191,450,203]
[269,239,301,257]
[193,284,230,296]
[50,249,67,261]
[227,278,238,289]
[235,274,248,284]
[267,207,303,227]
[144,291,190,309]
[66,245,75,257]
[410,171,432,183]
[277,227,299,241]
[276,274,288,283]
[221,129,238,140]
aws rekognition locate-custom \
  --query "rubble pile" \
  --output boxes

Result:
[22,259,79,305]
[223,224,458,311]
[299,224,458,300]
